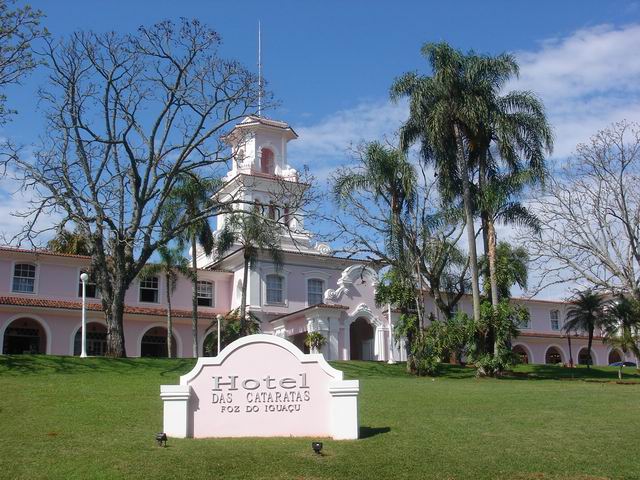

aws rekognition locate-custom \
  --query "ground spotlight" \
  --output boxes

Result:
[156,432,167,447]
[311,441,323,455]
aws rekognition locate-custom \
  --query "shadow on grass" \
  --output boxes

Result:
[359,426,391,439]
[499,364,640,383]
[0,354,196,377]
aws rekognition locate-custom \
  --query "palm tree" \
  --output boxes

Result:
[216,211,283,334]
[473,85,552,312]
[141,245,193,358]
[479,241,529,300]
[333,142,416,227]
[391,43,517,323]
[47,228,92,256]
[563,290,607,368]
[479,170,549,316]
[602,295,640,378]
[164,173,217,357]
[333,142,421,320]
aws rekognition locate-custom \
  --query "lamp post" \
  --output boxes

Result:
[80,272,89,358]
[216,314,222,356]
[387,303,395,364]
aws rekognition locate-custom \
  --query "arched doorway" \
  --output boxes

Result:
[578,348,594,366]
[2,317,47,354]
[545,346,563,365]
[73,323,107,356]
[349,317,374,361]
[513,345,529,364]
[141,326,177,357]
[608,349,623,364]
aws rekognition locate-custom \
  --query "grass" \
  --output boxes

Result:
[1,356,640,480]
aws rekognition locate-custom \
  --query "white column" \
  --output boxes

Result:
[374,325,385,361]
[387,305,395,364]
[329,380,360,439]
[343,320,351,360]
[160,385,191,438]
[328,316,340,361]
[80,273,88,358]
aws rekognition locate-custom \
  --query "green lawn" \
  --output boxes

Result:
[1,356,639,480]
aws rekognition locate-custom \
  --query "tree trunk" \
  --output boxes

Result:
[567,333,574,367]
[166,273,173,359]
[455,125,481,323]
[240,254,250,334]
[104,289,127,357]
[587,329,594,369]
[191,235,199,358]
[487,218,500,357]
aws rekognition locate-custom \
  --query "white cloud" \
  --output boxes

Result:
[0,167,59,247]
[292,23,640,175]
[288,99,408,181]
[510,23,640,159]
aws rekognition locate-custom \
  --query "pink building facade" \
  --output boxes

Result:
[0,115,634,366]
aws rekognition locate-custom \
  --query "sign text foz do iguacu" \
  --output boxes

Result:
[212,373,311,414]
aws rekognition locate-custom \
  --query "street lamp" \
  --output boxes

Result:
[79,272,89,358]
[387,303,395,364]
[216,314,223,356]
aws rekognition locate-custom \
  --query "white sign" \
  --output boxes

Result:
[160,334,360,439]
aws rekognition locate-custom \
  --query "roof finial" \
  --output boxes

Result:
[258,20,262,117]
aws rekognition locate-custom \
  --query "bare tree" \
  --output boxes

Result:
[0,0,46,124]
[5,19,263,357]
[524,121,640,300]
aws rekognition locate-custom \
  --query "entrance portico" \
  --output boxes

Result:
[270,300,391,361]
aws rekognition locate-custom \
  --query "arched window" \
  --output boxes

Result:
[512,345,529,364]
[545,346,563,364]
[578,348,593,366]
[12,263,36,293]
[235,148,245,169]
[266,274,284,304]
[2,317,46,354]
[73,322,107,356]
[307,279,324,306]
[260,148,274,174]
[197,281,214,307]
[141,326,176,357]
[139,276,159,303]
[268,203,277,221]
[608,349,623,365]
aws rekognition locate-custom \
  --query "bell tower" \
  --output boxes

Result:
[223,115,300,182]
[211,115,315,255]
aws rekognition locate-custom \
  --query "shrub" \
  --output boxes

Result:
[304,331,327,352]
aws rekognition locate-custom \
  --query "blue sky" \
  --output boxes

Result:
[3,0,639,141]
[2,0,640,299]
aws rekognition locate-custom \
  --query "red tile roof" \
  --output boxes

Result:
[517,331,604,340]
[0,296,219,319]
[0,246,91,259]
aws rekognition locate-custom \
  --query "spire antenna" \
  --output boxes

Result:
[258,21,262,117]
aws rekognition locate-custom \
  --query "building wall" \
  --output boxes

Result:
[0,252,232,312]
[0,250,232,357]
